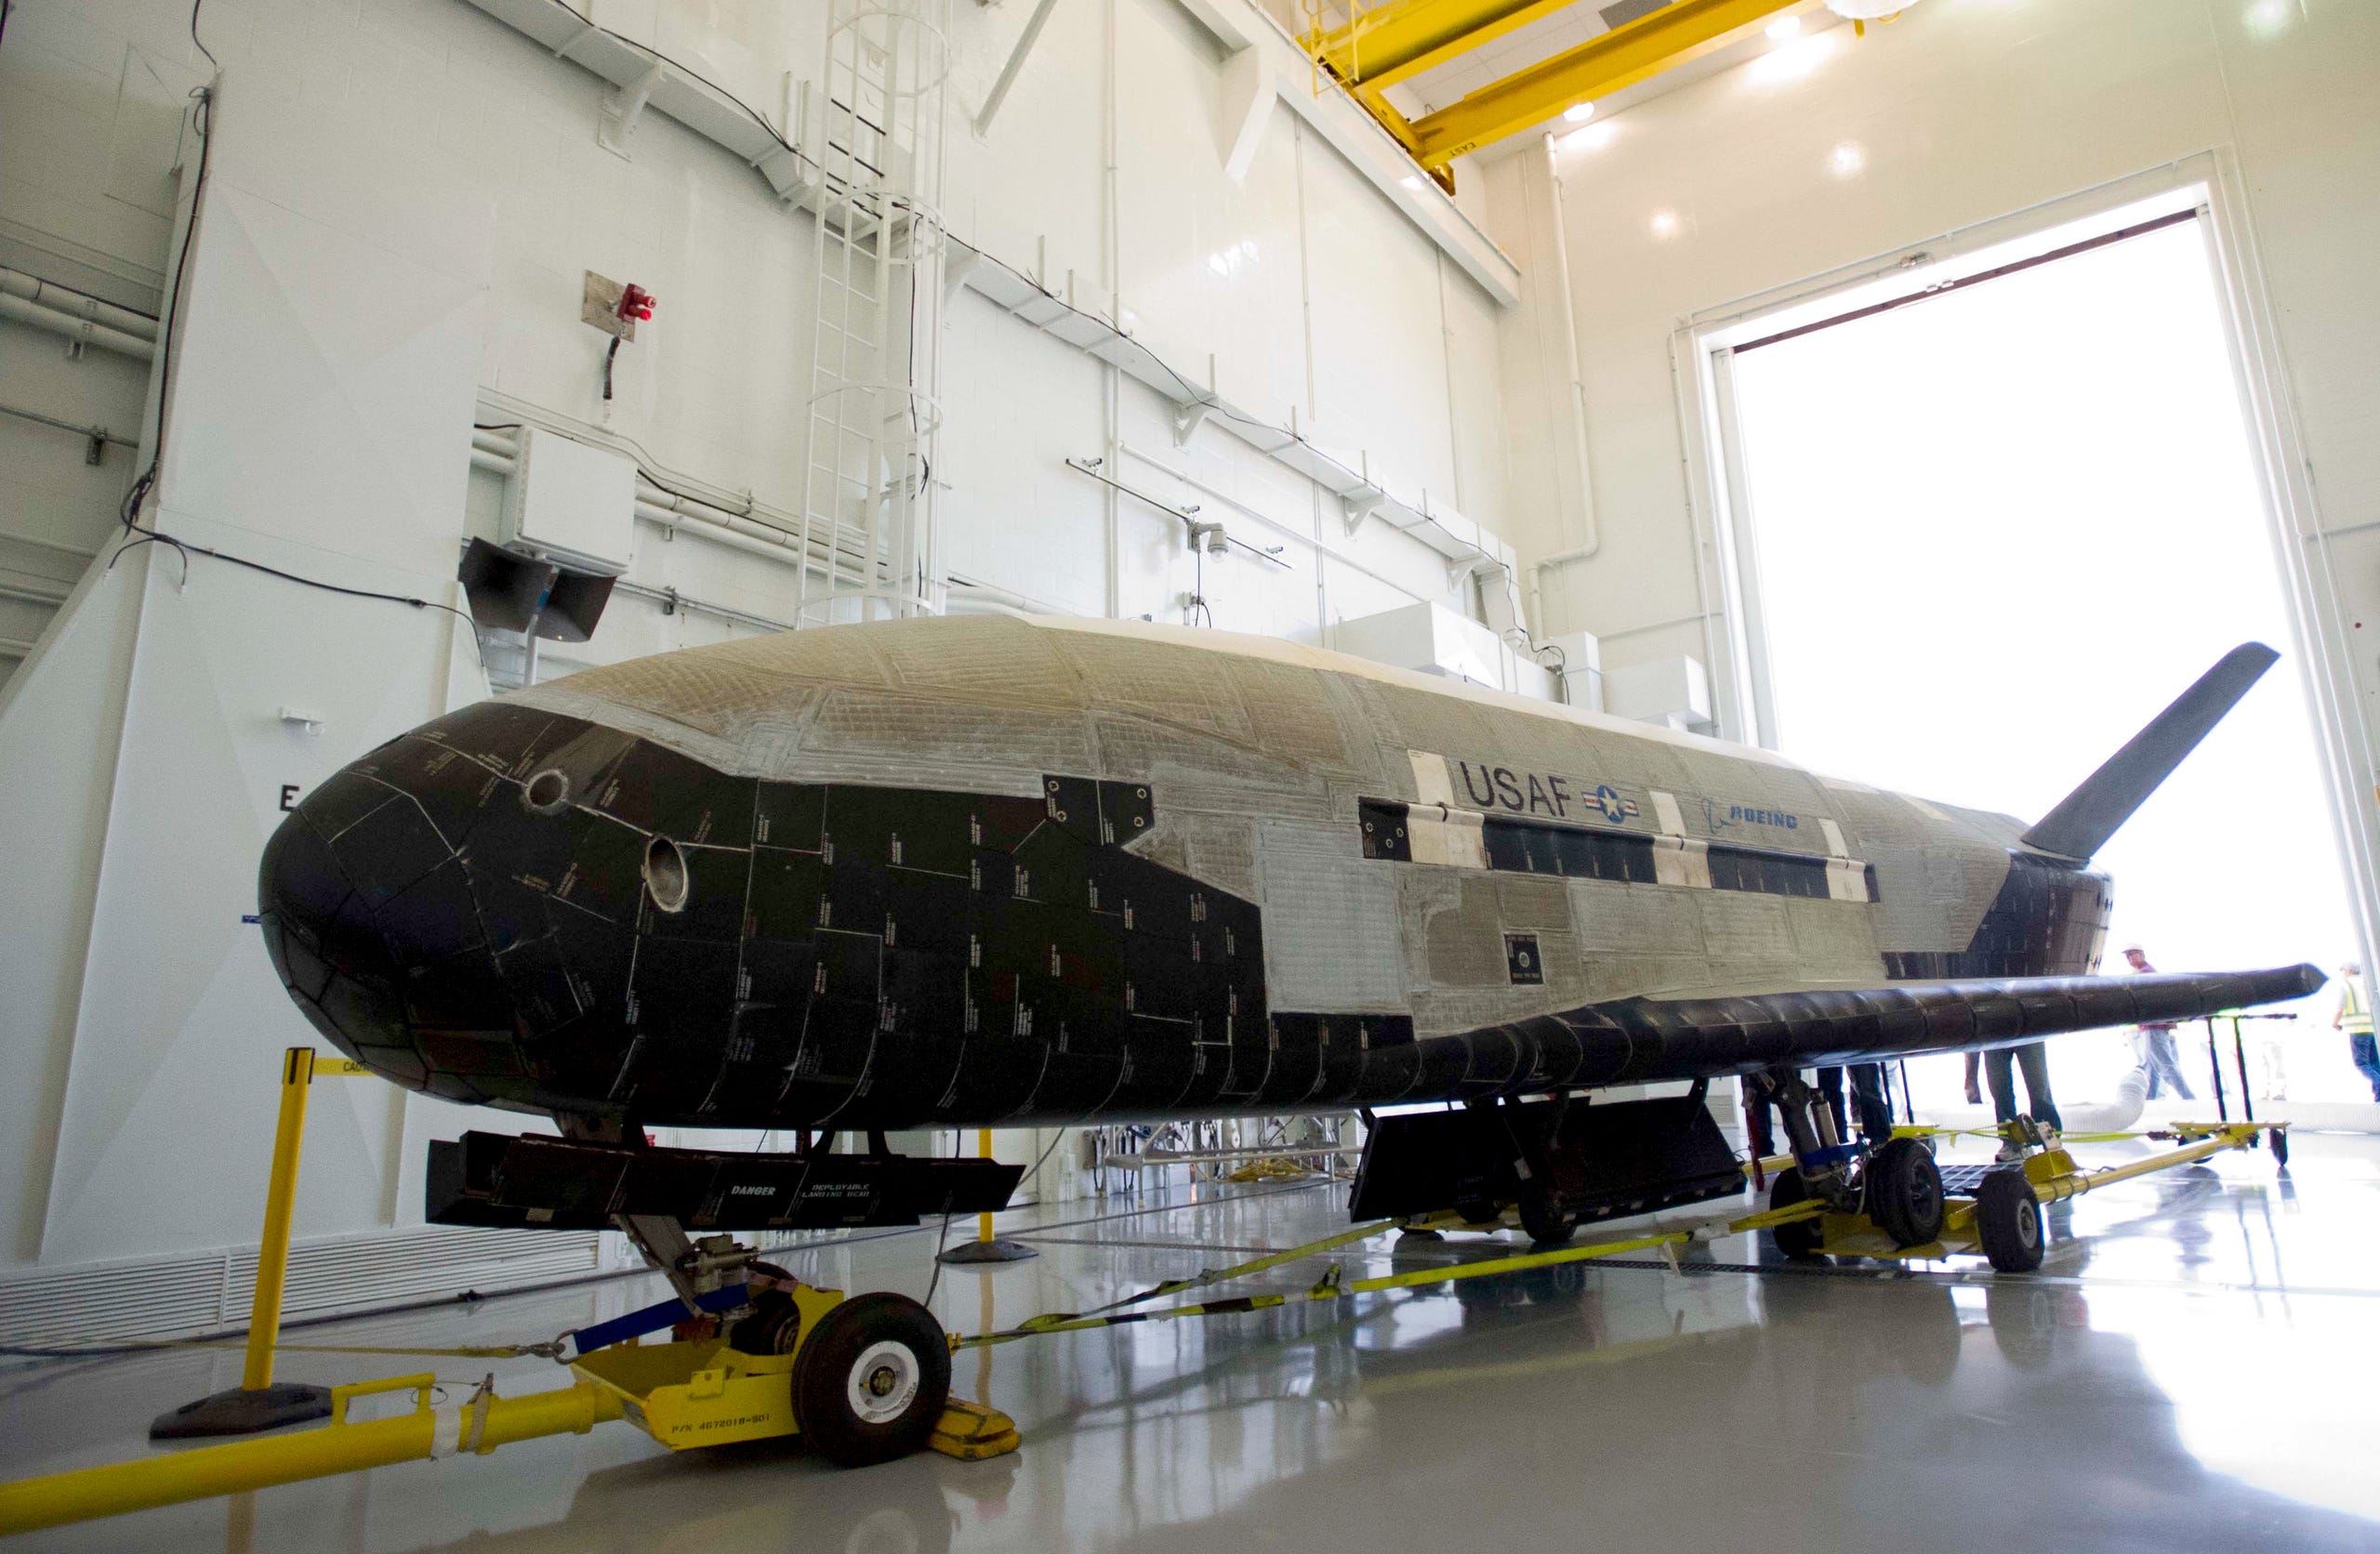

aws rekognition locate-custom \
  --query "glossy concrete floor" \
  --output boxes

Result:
[6,1134,2380,1553]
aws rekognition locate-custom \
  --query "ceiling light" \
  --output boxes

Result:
[1829,140,1866,176]
[1563,101,1595,124]
[1765,14,1802,41]
[1649,210,1679,240]
[1401,175,1425,191]
[2243,0,2296,35]
[1825,0,1923,16]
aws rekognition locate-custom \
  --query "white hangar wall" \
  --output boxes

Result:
[0,0,1529,1304]
[1483,0,2380,962]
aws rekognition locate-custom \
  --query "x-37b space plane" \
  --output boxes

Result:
[259,614,2314,1296]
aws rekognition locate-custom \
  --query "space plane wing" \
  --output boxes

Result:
[1449,962,2326,1094]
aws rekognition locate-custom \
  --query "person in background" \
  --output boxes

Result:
[2122,943,2194,1100]
[1984,1045,2063,1163]
[1962,1051,1984,1106]
[2336,962,2379,1103]
[1844,1063,1893,1142]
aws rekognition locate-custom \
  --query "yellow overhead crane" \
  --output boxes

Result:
[1302,0,1805,177]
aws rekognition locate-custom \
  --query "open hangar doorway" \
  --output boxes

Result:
[1693,181,2373,1118]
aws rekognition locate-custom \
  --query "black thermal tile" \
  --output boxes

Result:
[1097,779,1155,847]
[373,738,505,851]
[883,946,967,1036]
[1012,823,1090,907]
[821,858,888,936]
[297,766,402,844]
[592,740,753,848]
[1357,799,1412,862]
[754,782,826,851]
[1041,774,1102,845]
[747,850,827,942]
[494,929,583,1038]
[377,858,486,968]
[649,844,750,944]
[325,792,453,907]
[885,871,972,957]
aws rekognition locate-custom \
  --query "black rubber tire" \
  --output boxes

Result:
[727,1290,801,1356]
[1866,1138,1946,1248]
[790,1293,952,1468]
[2269,1127,2290,1166]
[1454,1195,1502,1228]
[1517,1180,1577,1246]
[1768,1167,1826,1260]
[1975,1168,2045,1273]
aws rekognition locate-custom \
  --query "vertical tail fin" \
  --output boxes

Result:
[2019,642,2278,863]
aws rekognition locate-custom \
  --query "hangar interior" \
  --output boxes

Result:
[2,0,2378,1547]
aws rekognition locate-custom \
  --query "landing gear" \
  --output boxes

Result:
[1767,1167,1827,1260]
[727,1268,803,1356]
[1865,1137,1946,1248]
[1750,1070,1856,1259]
[791,1293,954,1467]
[1517,1180,1577,1247]
[1974,1168,2044,1272]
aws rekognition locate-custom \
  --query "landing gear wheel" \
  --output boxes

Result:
[728,1290,800,1355]
[790,1293,952,1467]
[1975,1168,2044,1273]
[1767,1167,1826,1261]
[1865,1138,1946,1248]
[1517,1181,1577,1246]
[1455,1196,1502,1228]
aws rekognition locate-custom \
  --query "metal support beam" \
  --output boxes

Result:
[1408,0,1796,169]
[974,0,1062,138]
[1306,0,1554,92]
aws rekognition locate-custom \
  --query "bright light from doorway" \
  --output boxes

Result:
[1726,213,2363,1103]
[2244,0,2298,37]
[1563,120,1618,152]
[1748,32,1833,83]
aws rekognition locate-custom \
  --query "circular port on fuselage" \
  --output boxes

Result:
[643,835,690,913]
[522,768,571,814]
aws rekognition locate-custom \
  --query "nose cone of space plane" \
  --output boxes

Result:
[257,764,477,1097]
[255,699,731,1113]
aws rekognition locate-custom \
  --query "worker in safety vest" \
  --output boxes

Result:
[2335,963,2378,1103]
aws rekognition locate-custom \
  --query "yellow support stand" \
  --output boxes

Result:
[150,1047,360,1440]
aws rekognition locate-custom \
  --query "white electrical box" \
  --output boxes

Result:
[1605,654,1711,731]
[1545,629,1603,712]
[1333,602,1504,686]
[499,426,637,575]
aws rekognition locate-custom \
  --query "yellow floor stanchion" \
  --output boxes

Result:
[147,1047,370,1440]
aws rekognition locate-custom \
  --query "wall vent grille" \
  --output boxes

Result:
[0,1229,607,1350]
